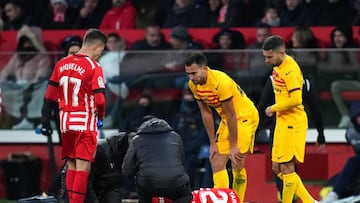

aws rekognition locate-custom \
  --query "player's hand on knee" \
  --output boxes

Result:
[230,146,241,165]
[209,143,218,160]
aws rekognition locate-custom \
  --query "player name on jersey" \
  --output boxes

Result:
[59,63,86,75]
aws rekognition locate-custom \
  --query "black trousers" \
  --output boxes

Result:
[137,183,193,203]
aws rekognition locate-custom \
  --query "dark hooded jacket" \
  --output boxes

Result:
[122,117,189,189]
[90,132,129,193]
[350,101,360,132]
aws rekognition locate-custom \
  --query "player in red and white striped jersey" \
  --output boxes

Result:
[41,29,107,203]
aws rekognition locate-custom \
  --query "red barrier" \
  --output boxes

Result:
[1,27,360,52]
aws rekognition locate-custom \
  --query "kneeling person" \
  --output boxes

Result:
[122,116,193,203]
[86,132,132,203]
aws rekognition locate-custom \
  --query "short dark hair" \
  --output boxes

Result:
[146,22,160,29]
[83,29,107,45]
[257,23,271,30]
[184,52,207,67]
[262,35,285,51]
[107,32,121,40]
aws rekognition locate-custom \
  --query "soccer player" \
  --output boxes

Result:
[262,35,317,203]
[41,29,107,203]
[184,52,259,202]
[258,74,326,202]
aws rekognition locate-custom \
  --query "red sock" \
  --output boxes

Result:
[72,171,89,203]
[66,169,76,200]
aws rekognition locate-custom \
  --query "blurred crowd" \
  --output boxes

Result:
[0,0,360,130]
[0,23,360,130]
[0,0,360,30]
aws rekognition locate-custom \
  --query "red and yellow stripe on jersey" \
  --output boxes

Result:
[188,67,257,121]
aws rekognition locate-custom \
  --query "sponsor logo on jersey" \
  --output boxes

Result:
[98,77,105,88]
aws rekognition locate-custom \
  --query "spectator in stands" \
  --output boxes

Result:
[172,83,209,189]
[288,26,320,77]
[216,0,248,27]
[58,35,82,59]
[317,0,355,26]
[99,0,137,30]
[132,0,160,28]
[162,0,210,28]
[63,40,81,56]
[119,93,153,133]
[289,26,318,49]
[99,33,128,129]
[352,0,360,25]
[322,25,358,68]
[212,28,245,49]
[248,23,272,50]
[244,0,266,27]
[168,25,204,51]
[19,0,49,27]
[326,26,359,128]
[320,101,360,203]
[122,116,193,203]
[207,0,221,27]
[247,23,272,77]
[255,4,280,27]
[73,0,105,29]
[119,23,171,77]
[161,25,203,71]
[0,25,50,83]
[328,25,358,50]
[0,25,51,129]
[279,0,314,26]
[3,0,33,30]
[206,28,246,71]
[40,0,78,29]
[130,23,171,50]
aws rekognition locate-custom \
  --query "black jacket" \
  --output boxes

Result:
[350,101,360,132]
[90,132,129,193]
[122,117,189,189]
[257,76,325,144]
